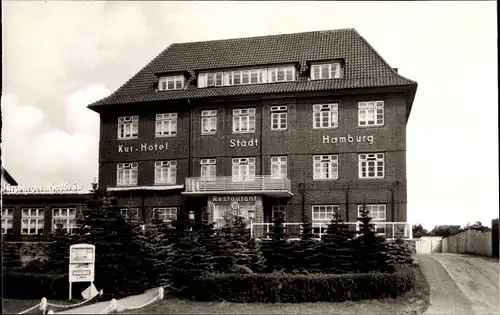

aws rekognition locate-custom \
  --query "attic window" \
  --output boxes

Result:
[310,62,342,80]
[158,75,185,91]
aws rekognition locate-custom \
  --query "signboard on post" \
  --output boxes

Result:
[69,244,95,300]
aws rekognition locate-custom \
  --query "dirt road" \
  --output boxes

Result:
[418,254,499,315]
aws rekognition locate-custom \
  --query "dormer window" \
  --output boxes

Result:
[198,72,223,88]
[310,62,342,80]
[158,75,185,91]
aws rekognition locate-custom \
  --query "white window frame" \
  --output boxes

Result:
[357,204,387,235]
[268,66,295,83]
[2,208,14,234]
[313,155,339,180]
[158,75,185,91]
[232,157,256,182]
[358,153,385,179]
[201,110,217,134]
[120,208,139,222]
[313,104,338,129]
[310,63,341,80]
[155,113,177,137]
[21,208,44,235]
[153,207,177,223]
[311,205,340,236]
[232,108,256,134]
[117,163,138,186]
[270,106,288,130]
[52,208,77,233]
[271,205,286,220]
[271,156,287,179]
[117,116,139,140]
[213,202,255,228]
[155,160,177,185]
[358,101,384,126]
[198,72,223,88]
[200,159,216,182]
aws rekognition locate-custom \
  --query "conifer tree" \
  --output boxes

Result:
[45,223,72,274]
[73,183,149,298]
[291,211,320,273]
[259,216,293,272]
[386,236,414,269]
[351,204,391,273]
[317,210,353,274]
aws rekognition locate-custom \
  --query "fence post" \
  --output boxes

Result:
[110,298,117,312]
[40,297,47,313]
[47,311,54,314]
[158,287,164,300]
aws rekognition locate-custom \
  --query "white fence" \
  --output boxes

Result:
[442,230,493,257]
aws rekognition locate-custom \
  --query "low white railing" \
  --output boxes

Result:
[17,290,102,314]
[251,222,413,239]
[185,176,292,194]
[99,287,164,314]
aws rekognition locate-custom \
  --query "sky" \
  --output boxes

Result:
[1,1,498,230]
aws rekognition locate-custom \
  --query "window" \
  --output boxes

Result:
[155,161,177,185]
[271,106,287,130]
[200,159,216,182]
[213,202,255,228]
[198,72,223,88]
[358,153,384,179]
[201,110,217,134]
[2,209,14,234]
[117,163,138,186]
[156,113,177,137]
[21,208,44,235]
[272,205,286,220]
[313,104,338,129]
[117,116,139,139]
[232,158,256,182]
[310,63,341,80]
[158,75,184,91]
[120,208,139,222]
[357,204,387,234]
[312,205,339,236]
[268,66,295,83]
[271,156,287,179]
[233,108,256,133]
[313,155,339,180]
[358,101,384,126]
[53,208,77,233]
[153,207,177,223]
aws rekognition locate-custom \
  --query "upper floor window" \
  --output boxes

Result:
[158,75,184,91]
[268,66,295,83]
[313,104,338,129]
[198,72,223,88]
[200,159,216,182]
[53,208,77,233]
[223,69,268,86]
[118,116,138,140]
[358,153,384,179]
[153,207,177,223]
[201,110,217,134]
[120,208,139,222]
[233,108,256,133]
[155,160,177,185]
[310,63,341,80]
[357,204,387,234]
[117,162,138,186]
[21,208,44,235]
[232,157,256,182]
[271,156,287,179]
[312,205,340,236]
[2,209,13,234]
[358,101,384,126]
[313,155,339,180]
[156,113,177,137]
[270,106,287,130]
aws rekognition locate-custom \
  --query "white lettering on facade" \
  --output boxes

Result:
[119,142,168,153]
[229,138,259,148]
[1,182,83,194]
[322,134,374,145]
[212,195,257,202]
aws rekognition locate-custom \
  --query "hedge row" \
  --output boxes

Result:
[188,266,415,303]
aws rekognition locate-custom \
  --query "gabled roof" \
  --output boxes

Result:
[2,167,18,186]
[89,28,417,110]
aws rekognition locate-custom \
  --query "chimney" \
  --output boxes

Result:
[393,68,398,73]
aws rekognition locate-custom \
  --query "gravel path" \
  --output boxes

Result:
[418,254,500,315]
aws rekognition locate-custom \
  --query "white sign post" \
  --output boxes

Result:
[69,244,95,301]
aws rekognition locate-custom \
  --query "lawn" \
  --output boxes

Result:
[2,298,85,314]
[121,265,431,315]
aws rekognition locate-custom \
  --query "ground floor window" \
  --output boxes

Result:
[2,209,14,234]
[120,208,139,222]
[52,208,77,233]
[271,205,286,221]
[213,202,255,228]
[311,205,339,236]
[357,204,387,234]
[21,208,45,235]
[153,207,177,223]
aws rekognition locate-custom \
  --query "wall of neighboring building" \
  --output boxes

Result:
[442,230,494,257]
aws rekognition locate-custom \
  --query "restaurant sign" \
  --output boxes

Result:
[118,142,168,153]
[1,182,83,194]
[212,195,257,203]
